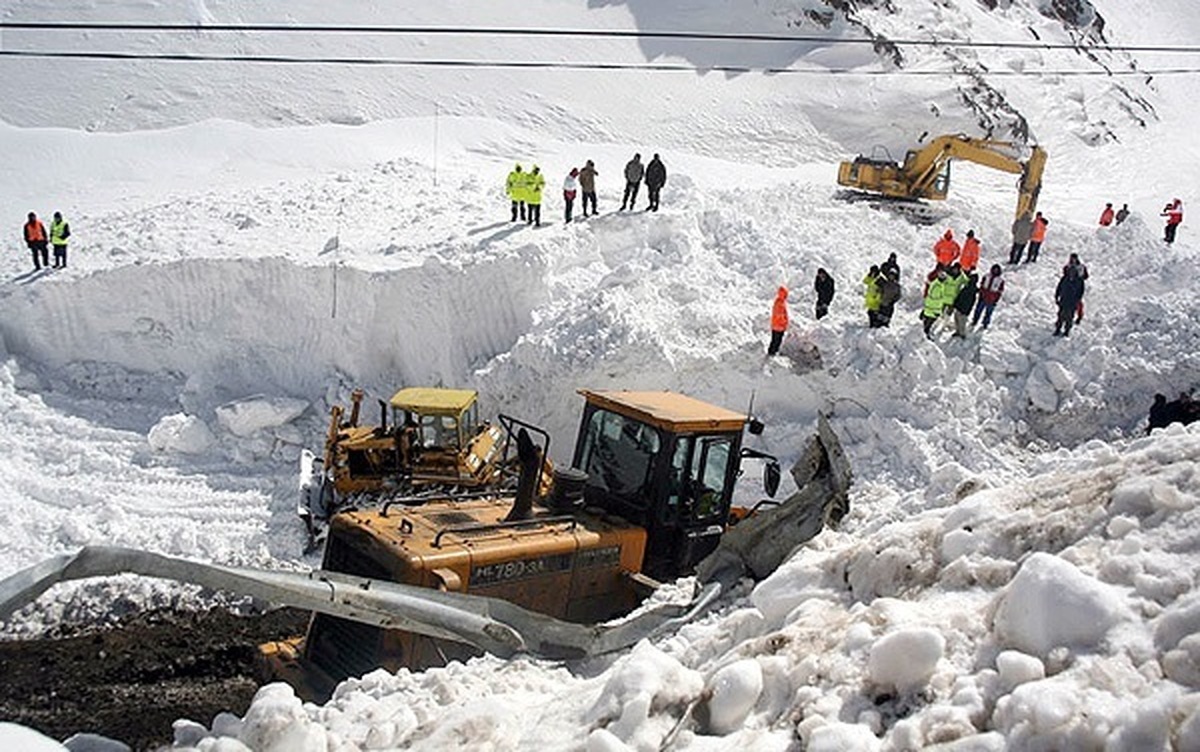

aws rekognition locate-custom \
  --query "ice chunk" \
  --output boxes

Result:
[868,627,945,693]
[147,413,216,454]
[215,395,309,437]
[993,552,1131,656]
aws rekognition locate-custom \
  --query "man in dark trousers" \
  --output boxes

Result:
[23,212,49,271]
[644,154,667,211]
[50,211,71,268]
[620,154,643,211]
[814,268,835,319]
[1053,264,1085,337]
[578,160,598,217]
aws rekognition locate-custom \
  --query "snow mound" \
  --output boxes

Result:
[992,552,1133,657]
[147,413,216,454]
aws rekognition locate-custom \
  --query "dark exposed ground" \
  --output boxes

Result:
[0,607,310,751]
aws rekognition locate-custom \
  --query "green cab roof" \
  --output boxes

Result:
[389,387,478,415]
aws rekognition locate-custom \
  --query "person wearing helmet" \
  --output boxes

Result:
[50,211,71,268]
[1026,211,1049,262]
[972,264,1005,330]
[506,164,526,222]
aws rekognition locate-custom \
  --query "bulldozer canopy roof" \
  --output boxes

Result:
[389,387,478,415]
[578,389,747,433]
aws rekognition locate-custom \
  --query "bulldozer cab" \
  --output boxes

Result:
[389,387,479,450]
[571,390,757,580]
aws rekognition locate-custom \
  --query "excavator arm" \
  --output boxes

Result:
[839,133,1046,221]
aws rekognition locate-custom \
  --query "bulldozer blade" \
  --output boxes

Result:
[696,414,851,584]
[0,546,722,662]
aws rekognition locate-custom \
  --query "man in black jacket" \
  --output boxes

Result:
[1054,265,1085,336]
[644,154,667,211]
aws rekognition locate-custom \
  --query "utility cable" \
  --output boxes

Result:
[1,21,1199,55]
[0,48,1191,76]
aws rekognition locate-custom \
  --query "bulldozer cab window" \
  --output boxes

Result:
[663,435,733,524]
[933,162,950,195]
[417,414,461,450]
[690,436,733,522]
[578,409,661,511]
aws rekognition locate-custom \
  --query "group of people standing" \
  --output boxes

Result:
[505,153,667,226]
[1008,211,1049,265]
[22,211,71,271]
[1098,198,1183,245]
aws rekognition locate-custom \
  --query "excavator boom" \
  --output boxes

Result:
[838,133,1046,221]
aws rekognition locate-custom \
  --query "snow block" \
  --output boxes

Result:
[993,552,1132,657]
[699,659,763,735]
[868,627,945,693]
[215,395,309,437]
[147,413,216,454]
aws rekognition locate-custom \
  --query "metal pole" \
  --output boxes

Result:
[331,198,344,319]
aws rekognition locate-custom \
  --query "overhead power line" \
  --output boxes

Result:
[1,21,1200,55]
[0,48,1190,76]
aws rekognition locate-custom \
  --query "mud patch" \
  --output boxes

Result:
[0,607,309,751]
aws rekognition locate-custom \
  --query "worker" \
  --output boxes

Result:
[951,271,978,338]
[1162,198,1183,244]
[620,153,643,211]
[863,265,883,328]
[1027,212,1049,262]
[1114,204,1130,225]
[768,286,789,355]
[50,211,71,268]
[960,229,981,272]
[876,268,901,328]
[578,160,598,217]
[1010,212,1033,264]
[972,264,1005,330]
[880,252,900,280]
[814,269,835,320]
[921,267,954,339]
[526,165,545,227]
[1099,203,1114,226]
[563,168,579,224]
[1053,264,1085,336]
[506,164,526,222]
[23,211,49,271]
[1064,253,1089,325]
[644,154,667,212]
[933,229,960,267]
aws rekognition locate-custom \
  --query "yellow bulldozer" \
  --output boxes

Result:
[837,133,1047,222]
[0,389,852,703]
[299,386,551,547]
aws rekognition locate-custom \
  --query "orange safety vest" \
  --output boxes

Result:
[1031,217,1048,242]
[934,237,960,265]
[24,220,46,243]
[771,289,789,331]
[960,238,981,270]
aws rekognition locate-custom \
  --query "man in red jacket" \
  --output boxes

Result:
[971,264,1005,330]
[1162,198,1183,244]
[23,212,49,271]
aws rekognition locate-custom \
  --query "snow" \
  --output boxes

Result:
[1,0,1200,748]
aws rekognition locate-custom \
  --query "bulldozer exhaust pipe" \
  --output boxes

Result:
[504,428,541,522]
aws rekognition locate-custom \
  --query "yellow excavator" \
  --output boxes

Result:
[837,133,1047,221]
[0,389,853,702]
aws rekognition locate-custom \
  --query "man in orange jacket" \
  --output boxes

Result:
[1026,211,1049,262]
[933,229,960,268]
[960,229,981,272]
[768,286,789,355]
[23,212,49,271]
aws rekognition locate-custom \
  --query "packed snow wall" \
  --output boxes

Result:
[0,255,548,421]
